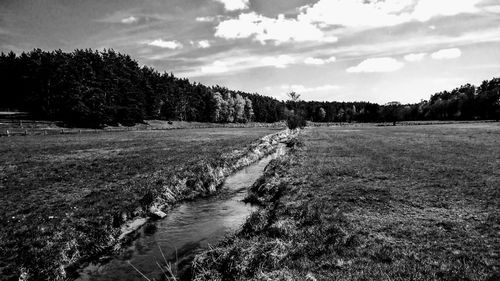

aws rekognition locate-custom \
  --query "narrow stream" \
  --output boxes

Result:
[76,147,283,281]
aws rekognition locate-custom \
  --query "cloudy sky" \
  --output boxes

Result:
[1,0,500,103]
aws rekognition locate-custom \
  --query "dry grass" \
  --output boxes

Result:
[193,123,500,281]
[0,128,280,281]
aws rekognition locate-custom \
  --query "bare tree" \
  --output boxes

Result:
[287,91,301,102]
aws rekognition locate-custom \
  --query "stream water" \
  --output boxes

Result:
[75,148,283,281]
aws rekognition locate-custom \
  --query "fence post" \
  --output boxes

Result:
[61,129,64,134]
[24,129,28,136]
[6,130,9,137]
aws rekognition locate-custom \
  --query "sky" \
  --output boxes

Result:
[1,0,500,104]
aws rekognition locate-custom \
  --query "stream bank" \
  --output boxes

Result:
[67,129,297,280]
[76,145,288,280]
[115,129,297,246]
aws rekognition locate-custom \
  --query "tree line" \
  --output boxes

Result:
[290,80,500,124]
[0,49,282,127]
[1,49,499,127]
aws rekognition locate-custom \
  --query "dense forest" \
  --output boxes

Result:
[0,49,283,127]
[1,49,499,127]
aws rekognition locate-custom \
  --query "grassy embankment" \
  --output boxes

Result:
[0,127,284,281]
[193,123,500,281]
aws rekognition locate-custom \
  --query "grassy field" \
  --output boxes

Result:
[0,119,285,136]
[0,127,281,281]
[193,123,500,281]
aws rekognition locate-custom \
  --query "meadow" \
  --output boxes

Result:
[193,123,500,281]
[0,127,281,281]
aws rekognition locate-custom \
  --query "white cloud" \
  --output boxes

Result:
[121,16,138,24]
[215,13,337,44]
[431,48,462,60]
[297,0,482,28]
[183,54,298,76]
[331,27,500,60]
[213,0,482,45]
[412,0,481,21]
[214,0,249,11]
[304,56,336,65]
[482,5,500,13]
[281,84,341,93]
[201,61,229,74]
[347,57,404,73]
[147,39,183,49]
[322,37,339,43]
[197,40,211,48]
[196,16,215,22]
[298,0,412,28]
[260,55,296,68]
[404,53,426,62]
[304,58,325,65]
[314,85,341,91]
[215,13,257,39]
